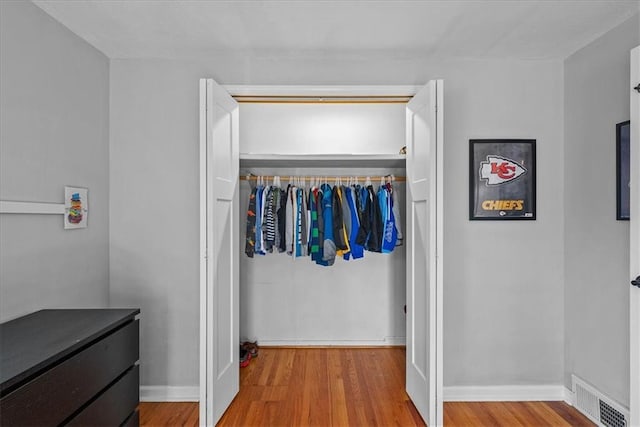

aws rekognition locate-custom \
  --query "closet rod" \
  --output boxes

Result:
[233,96,411,104]
[240,175,406,183]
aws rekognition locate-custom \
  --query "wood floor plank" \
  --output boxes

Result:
[545,400,594,426]
[140,348,594,427]
[339,350,376,426]
[524,401,578,426]
[299,349,331,427]
[360,348,395,425]
[327,350,349,426]
[461,401,500,426]
[272,348,295,386]
[485,401,526,427]
[255,347,275,386]
[503,401,545,426]
[140,401,198,427]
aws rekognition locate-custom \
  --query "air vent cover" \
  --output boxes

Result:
[572,375,629,427]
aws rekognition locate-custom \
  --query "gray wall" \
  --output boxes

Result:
[443,60,565,387]
[0,1,110,321]
[109,57,565,389]
[564,13,639,407]
[109,62,204,388]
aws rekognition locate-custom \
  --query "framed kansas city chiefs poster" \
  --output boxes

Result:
[469,139,536,220]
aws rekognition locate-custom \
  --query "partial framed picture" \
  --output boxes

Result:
[469,139,536,220]
[617,120,630,220]
[64,186,88,229]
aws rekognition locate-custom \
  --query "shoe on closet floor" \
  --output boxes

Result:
[242,341,259,358]
[240,347,252,368]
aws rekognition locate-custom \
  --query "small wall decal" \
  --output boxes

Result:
[64,186,88,229]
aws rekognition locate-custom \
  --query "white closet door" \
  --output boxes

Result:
[630,45,640,427]
[199,78,240,426]
[405,80,444,427]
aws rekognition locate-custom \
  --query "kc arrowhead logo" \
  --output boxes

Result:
[479,155,527,185]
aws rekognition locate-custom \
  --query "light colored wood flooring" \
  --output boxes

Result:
[140,347,594,427]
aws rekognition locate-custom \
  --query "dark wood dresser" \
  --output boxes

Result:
[0,309,140,426]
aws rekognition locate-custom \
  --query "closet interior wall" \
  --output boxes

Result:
[238,102,408,346]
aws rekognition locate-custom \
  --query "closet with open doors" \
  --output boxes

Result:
[199,80,444,427]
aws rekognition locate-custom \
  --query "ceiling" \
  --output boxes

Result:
[33,0,639,61]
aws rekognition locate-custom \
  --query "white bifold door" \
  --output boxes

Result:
[199,79,444,426]
[406,80,444,427]
[630,45,639,427]
[199,79,240,426]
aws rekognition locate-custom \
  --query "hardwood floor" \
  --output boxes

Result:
[140,402,198,427]
[139,347,594,427]
[443,402,593,426]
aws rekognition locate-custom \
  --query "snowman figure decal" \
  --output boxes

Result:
[68,192,83,224]
[64,187,88,229]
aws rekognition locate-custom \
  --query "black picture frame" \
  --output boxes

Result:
[469,139,536,220]
[616,120,630,220]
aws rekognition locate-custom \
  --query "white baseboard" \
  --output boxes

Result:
[140,384,572,404]
[140,386,199,402]
[443,385,573,404]
[258,337,406,346]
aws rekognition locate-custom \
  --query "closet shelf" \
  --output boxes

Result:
[239,153,406,169]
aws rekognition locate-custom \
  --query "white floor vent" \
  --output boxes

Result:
[572,375,629,427]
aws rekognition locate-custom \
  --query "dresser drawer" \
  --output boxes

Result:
[68,364,139,426]
[0,319,139,426]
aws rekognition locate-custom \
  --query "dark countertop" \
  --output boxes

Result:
[0,308,140,395]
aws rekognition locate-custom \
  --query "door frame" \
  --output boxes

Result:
[200,84,443,426]
[198,78,208,426]
[629,45,639,427]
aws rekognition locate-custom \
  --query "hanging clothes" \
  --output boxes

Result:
[306,186,312,255]
[295,188,306,257]
[367,185,383,253]
[344,186,364,260]
[380,185,397,253]
[285,185,294,255]
[355,185,382,252]
[259,184,268,253]
[272,186,283,251]
[300,188,308,256]
[243,176,403,263]
[309,187,321,262]
[341,186,351,233]
[355,185,370,247]
[254,185,265,255]
[332,185,350,257]
[264,187,277,252]
[390,183,403,246]
[277,187,287,252]
[378,185,388,249]
[321,183,336,265]
[244,186,258,258]
[314,187,329,266]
